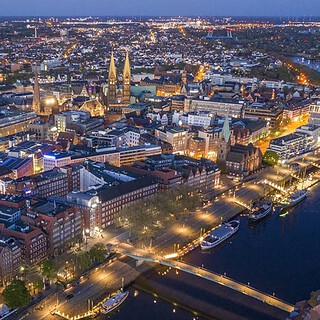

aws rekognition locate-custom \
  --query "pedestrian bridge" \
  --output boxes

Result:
[117,243,294,314]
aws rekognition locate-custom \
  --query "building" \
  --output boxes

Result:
[139,133,173,154]
[25,201,82,257]
[283,100,310,121]
[0,107,38,138]
[217,117,231,166]
[308,99,320,126]
[0,236,22,286]
[0,222,47,266]
[155,126,189,154]
[267,133,313,162]
[129,154,221,191]
[5,166,82,197]
[97,176,158,227]
[7,140,57,173]
[0,154,33,179]
[67,176,158,230]
[43,144,162,171]
[188,137,206,159]
[28,121,49,141]
[184,97,245,118]
[105,51,132,111]
[244,102,283,130]
[226,144,262,180]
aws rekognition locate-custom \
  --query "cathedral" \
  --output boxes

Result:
[104,51,132,112]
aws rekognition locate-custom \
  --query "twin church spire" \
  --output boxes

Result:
[107,50,131,109]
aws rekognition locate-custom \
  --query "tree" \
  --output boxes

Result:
[263,150,279,166]
[79,252,92,269]
[41,260,57,280]
[3,280,31,309]
[33,276,44,295]
[89,243,108,263]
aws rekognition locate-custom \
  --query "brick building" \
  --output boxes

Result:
[0,222,47,266]
[0,235,22,286]
[24,201,82,257]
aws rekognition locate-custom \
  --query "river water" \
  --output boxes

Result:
[105,184,320,319]
[292,56,320,73]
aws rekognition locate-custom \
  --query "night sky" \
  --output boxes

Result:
[1,0,319,17]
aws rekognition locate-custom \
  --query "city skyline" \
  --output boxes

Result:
[1,0,320,17]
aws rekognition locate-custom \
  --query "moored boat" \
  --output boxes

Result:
[249,201,273,222]
[200,220,240,250]
[100,291,129,315]
[280,189,308,209]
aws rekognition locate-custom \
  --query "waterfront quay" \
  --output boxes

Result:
[23,153,320,320]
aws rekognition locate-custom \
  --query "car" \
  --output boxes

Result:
[66,294,74,300]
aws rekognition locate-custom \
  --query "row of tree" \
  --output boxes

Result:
[119,185,201,241]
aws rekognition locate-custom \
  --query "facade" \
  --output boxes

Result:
[106,51,131,111]
[155,126,189,154]
[0,222,47,266]
[43,145,162,171]
[0,107,38,138]
[188,137,206,159]
[283,100,310,121]
[28,121,49,141]
[267,133,313,162]
[226,144,262,180]
[184,97,245,118]
[25,201,82,257]
[97,176,158,228]
[5,166,81,197]
[308,100,320,126]
[133,154,221,191]
[67,176,158,230]
[0,236,22,286]
[244,103,283,130]
[0,155,33,179]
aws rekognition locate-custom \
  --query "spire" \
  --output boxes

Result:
[221,116,230,142]
[123,50,131,80]
[32,70,40,114]
[109,51,117,81]
[122,50,131,105]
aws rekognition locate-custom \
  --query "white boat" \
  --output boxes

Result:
[200,220,240,250]
[249,202,273,222]
[100,291,129,314]
[280,189,308,208]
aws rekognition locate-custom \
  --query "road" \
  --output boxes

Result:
[24,256,143,319]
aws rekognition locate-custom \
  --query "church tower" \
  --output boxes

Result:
[32,71,41,114]
[181,70,187,86]
[217,116,231,165]
[122,50,131,105]
[107,52,117,106]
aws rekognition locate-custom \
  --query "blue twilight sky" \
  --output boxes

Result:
[0,0,320,17]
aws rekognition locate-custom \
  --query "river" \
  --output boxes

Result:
[292,56,320,73]
[103,183,320,319]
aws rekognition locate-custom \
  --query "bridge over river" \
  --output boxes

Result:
[117,243,294,314]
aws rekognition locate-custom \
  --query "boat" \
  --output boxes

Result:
[249,202,273,222]
[279,211,289,217]
[100,291,129,314]
[280,189,308,209]
[200,220,240,250]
